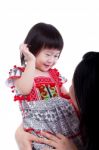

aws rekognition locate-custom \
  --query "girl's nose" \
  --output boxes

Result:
[47,57,54,63]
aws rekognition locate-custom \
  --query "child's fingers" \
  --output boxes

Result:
[19,43,27,50]
[20,46,30,58]
[19,44,29,54]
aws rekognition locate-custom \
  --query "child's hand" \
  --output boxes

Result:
[19,43,35,62]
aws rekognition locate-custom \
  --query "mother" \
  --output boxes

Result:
[15,51,99,150]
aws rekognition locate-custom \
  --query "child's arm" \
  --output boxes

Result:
[14,44,36,95]
[60,85,70,99]
[61,85,78,109]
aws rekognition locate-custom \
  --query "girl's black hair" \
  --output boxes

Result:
[73,51,99,149]
[21,22,64,65]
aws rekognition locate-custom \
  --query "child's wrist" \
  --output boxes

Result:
[27,59,35,63]
[26,60,35,67]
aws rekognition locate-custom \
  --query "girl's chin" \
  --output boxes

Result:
[36,67,49,72]
[41,68,50,72]
[42,65,51,71]
[36,65,52,72]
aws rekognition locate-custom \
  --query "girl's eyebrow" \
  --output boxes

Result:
[45,50,60,54]
[45,51,51,53]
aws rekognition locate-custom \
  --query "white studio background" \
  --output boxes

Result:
[0,0,99,149]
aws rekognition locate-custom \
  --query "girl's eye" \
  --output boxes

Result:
[46,54,51,56]
[54,55,59,58]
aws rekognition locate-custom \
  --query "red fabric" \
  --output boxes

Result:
[8,66,67,102]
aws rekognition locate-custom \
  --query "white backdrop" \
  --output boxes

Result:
[0,0,99,149]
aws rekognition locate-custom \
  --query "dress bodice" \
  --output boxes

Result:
[7,65,67,101]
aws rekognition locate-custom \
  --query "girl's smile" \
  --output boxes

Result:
[35,48,60,72]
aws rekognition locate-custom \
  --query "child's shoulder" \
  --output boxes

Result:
[49,68,65,77]
[49,68,60,74]
[49,68,67,85]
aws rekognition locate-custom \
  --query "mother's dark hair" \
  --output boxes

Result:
[73,51,99,149]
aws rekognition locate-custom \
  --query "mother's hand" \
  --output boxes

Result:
[15,124,33,150]
[39,132,78,150]
[15,124,41,150]
[15,125,78,150]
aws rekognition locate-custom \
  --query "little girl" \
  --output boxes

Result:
[7,23,83,150]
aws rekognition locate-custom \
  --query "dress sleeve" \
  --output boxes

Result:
[6,65,25,93]
[49,68,67,87]
[59,74,67,84]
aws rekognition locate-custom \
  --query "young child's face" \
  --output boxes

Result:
[35,48,60,72]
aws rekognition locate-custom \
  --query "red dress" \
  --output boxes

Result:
[6,65,84,150]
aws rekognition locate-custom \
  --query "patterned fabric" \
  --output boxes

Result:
[6,65,84,150]
[6,66,67,101]
[21,97,83,150]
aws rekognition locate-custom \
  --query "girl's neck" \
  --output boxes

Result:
[34,68,50,77]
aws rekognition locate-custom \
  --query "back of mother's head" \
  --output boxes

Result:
[73,51,99,149]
